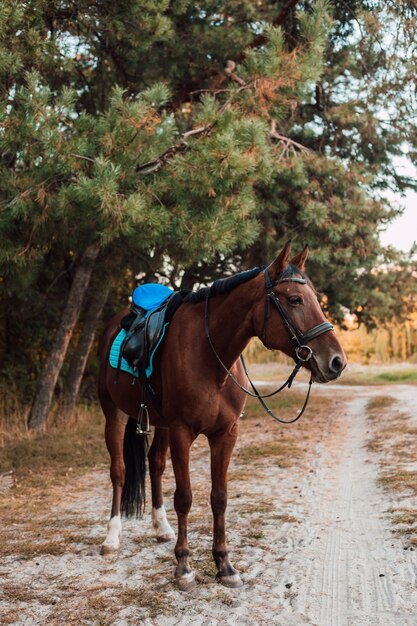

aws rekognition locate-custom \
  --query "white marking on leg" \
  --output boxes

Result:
[102,514,122,550]
[152,506,175,542]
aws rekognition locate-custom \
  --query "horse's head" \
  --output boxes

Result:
[252,242,346,383]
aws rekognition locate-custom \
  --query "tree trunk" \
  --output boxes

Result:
[27,244,99,430]
[63,281,111,415]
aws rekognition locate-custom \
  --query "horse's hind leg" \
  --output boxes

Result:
[148,427,175,542]
[100,391,128,556]
[208,423,243,588]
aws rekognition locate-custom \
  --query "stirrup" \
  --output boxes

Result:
[136,403,151,435]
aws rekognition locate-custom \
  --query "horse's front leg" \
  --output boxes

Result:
[100,397,128,556]
[209,422,243,588]
[148,427,175,542]
[169,425,196,591]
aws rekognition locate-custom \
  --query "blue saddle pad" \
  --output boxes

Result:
[109,323,169,379]
[132,283,173,311]
[109,328,137,377]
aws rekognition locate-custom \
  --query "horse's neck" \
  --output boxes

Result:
[203,285,257,370]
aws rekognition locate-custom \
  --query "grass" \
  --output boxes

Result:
[390,508,417,527]
[238,502,274,516]
[247,362,417,387]
[237,440,301,467]
[272,513,299,523]
[380,471,417,495]
[236,391,332,466]
[366,395,395,412]
[2,538,68,558]
[117,587,172,619]
[339,368,417,386]
[0,405,107,486]
[241,387,332,420]
[390,507,417,545]
[0,583,39,603]
[378,370,417,383]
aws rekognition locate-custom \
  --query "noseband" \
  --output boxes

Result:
[205,267,334,424]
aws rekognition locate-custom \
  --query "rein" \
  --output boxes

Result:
[204,267,334,424]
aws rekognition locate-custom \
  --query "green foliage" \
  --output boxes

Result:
[0,0,416,400]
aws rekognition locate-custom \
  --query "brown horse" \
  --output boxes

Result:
[98,242,346,590]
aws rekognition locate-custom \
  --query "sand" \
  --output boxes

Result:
[1,383,417,625]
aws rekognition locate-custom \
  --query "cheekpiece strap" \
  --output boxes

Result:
[264,266,274,291]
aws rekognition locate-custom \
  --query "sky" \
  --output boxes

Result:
[378,158,416,253]
[379,189,416,252]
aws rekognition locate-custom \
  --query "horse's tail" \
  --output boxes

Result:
[121,417,147,517]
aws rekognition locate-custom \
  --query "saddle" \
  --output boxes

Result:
[114,284,187,425]
[116,285,184,380]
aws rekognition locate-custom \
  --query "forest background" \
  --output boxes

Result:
[1,0,417,432]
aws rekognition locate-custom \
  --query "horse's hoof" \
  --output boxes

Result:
[156,532,175,543]
[175,571,197,592]
[217,573,243,588]
[100,544,118,557]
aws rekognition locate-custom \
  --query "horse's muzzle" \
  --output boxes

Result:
[310,352,347,383]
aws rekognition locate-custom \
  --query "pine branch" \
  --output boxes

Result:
[136,85,250,174]
[224,60,247,87]
[136,125,214,174]
[136,113,309,176]
[70,153,94,163]
[270,120,311,161]
[181,1,302,102]
[239,0,301,60]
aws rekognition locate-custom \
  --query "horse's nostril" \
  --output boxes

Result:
[330,355,344,373]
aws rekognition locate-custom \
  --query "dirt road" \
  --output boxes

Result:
[285,386,417,626]
[1,384,417,625]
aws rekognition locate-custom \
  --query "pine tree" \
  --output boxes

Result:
[0,1,416,427]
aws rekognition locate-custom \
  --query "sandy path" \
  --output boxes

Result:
[1,386,417,625]
[284,388,417,625]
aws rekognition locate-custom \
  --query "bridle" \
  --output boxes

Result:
[204,266,334,424]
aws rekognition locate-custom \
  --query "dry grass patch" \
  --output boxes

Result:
[380,471,417,495]
[117,586,173,618]
[390,508,417,526]
[237,440,301,467]
[0,407,107,483]
[194,554,218,578]
[0,610,24,626]
[366,395,396,412]
[229,468,252,482]
[367,396,417,548]
[0,583,39,604]
[273,513,299,523]
[2,538,70,558]
[237,392,334,468]
[241,388,332,421]
[238,501,274,516]
[40,583,122,626]
[390,509,417,545]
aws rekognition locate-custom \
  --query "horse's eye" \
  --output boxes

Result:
[288,295,303,306]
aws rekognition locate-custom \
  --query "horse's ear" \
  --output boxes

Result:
[290,245,308,271]
[268,241,292,279]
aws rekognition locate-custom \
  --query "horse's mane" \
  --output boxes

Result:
[184,266,265,303]
[183,263,311,304]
